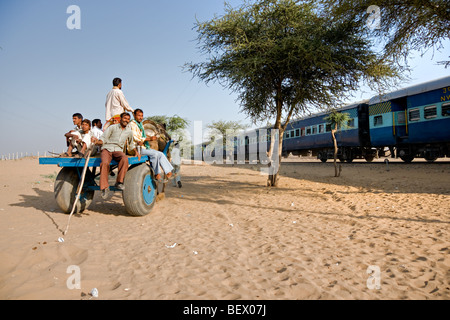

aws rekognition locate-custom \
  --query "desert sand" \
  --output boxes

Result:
[0,156,449,300]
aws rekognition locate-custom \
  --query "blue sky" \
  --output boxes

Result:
[0,0,449,156]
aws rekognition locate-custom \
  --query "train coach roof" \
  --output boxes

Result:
[289,99,369,124]
[369,75,450,105]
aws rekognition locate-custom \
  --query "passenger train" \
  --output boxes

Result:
[225,75,450,163]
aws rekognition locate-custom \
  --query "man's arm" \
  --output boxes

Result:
[127,131,141,161]
[64,130,78,139]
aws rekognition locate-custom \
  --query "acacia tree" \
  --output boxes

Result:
[205,120,248,162]
[207,120,247,146]
[185,0,400,186]
[324,110,351,177]
[145,115,190,133]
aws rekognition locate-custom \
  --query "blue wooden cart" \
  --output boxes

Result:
[39,141,172,216]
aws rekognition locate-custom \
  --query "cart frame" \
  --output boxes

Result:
[39,141,173,216]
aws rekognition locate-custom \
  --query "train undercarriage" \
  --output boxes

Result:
[283,142,449,163]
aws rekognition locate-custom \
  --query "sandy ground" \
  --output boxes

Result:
[0,156,449,300]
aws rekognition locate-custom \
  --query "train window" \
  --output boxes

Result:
[409,108,420,121]
[301,128,305,136]
[347,119,355,128]
[306,127,311,135]
[286,131,290,139]
[374,115,383,126]
[424,106,437,119]
[318,124,324,133]
[295,129,300,137]
[325,124,332,132]
[312,126,317,134]
[442,103,450,117]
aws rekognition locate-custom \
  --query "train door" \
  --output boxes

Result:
[357,103,371,147]
[392,97,409,143]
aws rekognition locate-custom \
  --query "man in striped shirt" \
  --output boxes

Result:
[128,109,173,182]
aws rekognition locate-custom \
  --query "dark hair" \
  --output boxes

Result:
[113,78,122,87]
[92,119,101,126]
[72,113,83,120]
[81,119,91,127]
[133,108,144,116]
[120,112,131,119]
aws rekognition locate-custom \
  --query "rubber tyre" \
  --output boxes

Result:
[123,163,157,216]
[54,167,94,214]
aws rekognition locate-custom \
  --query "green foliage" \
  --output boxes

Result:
[321,0,450,67]
[207,120,248,145]
[207,120,247,137]
[145,115,190,133]
[324,109,351,131]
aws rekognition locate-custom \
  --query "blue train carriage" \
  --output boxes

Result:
[281,101,377,162]
[368,76,450,162]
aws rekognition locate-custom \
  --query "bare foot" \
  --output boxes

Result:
[166,172,173,179]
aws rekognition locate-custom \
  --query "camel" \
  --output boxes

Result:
[142,120,172,201]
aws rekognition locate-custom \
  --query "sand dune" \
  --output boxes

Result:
[0,157,448,300]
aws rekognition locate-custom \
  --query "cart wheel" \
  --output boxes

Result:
[123,163,157,216]
[54,167,94,214]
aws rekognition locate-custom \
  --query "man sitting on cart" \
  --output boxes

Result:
[64,113,83,149]
[65,119,94,158]
[129,108,173,182]
[91,112,140,199]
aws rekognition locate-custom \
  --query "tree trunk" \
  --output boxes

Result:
[267,129,283,187]
[331,127,340,177]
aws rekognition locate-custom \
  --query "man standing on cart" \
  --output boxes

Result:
[91,112,140,199]
[104,77,134,131]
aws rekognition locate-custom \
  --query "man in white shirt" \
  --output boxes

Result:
[66,119,94,158]
[104,78,134,131]
[91,119,103,156]
[65,113,83,147]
